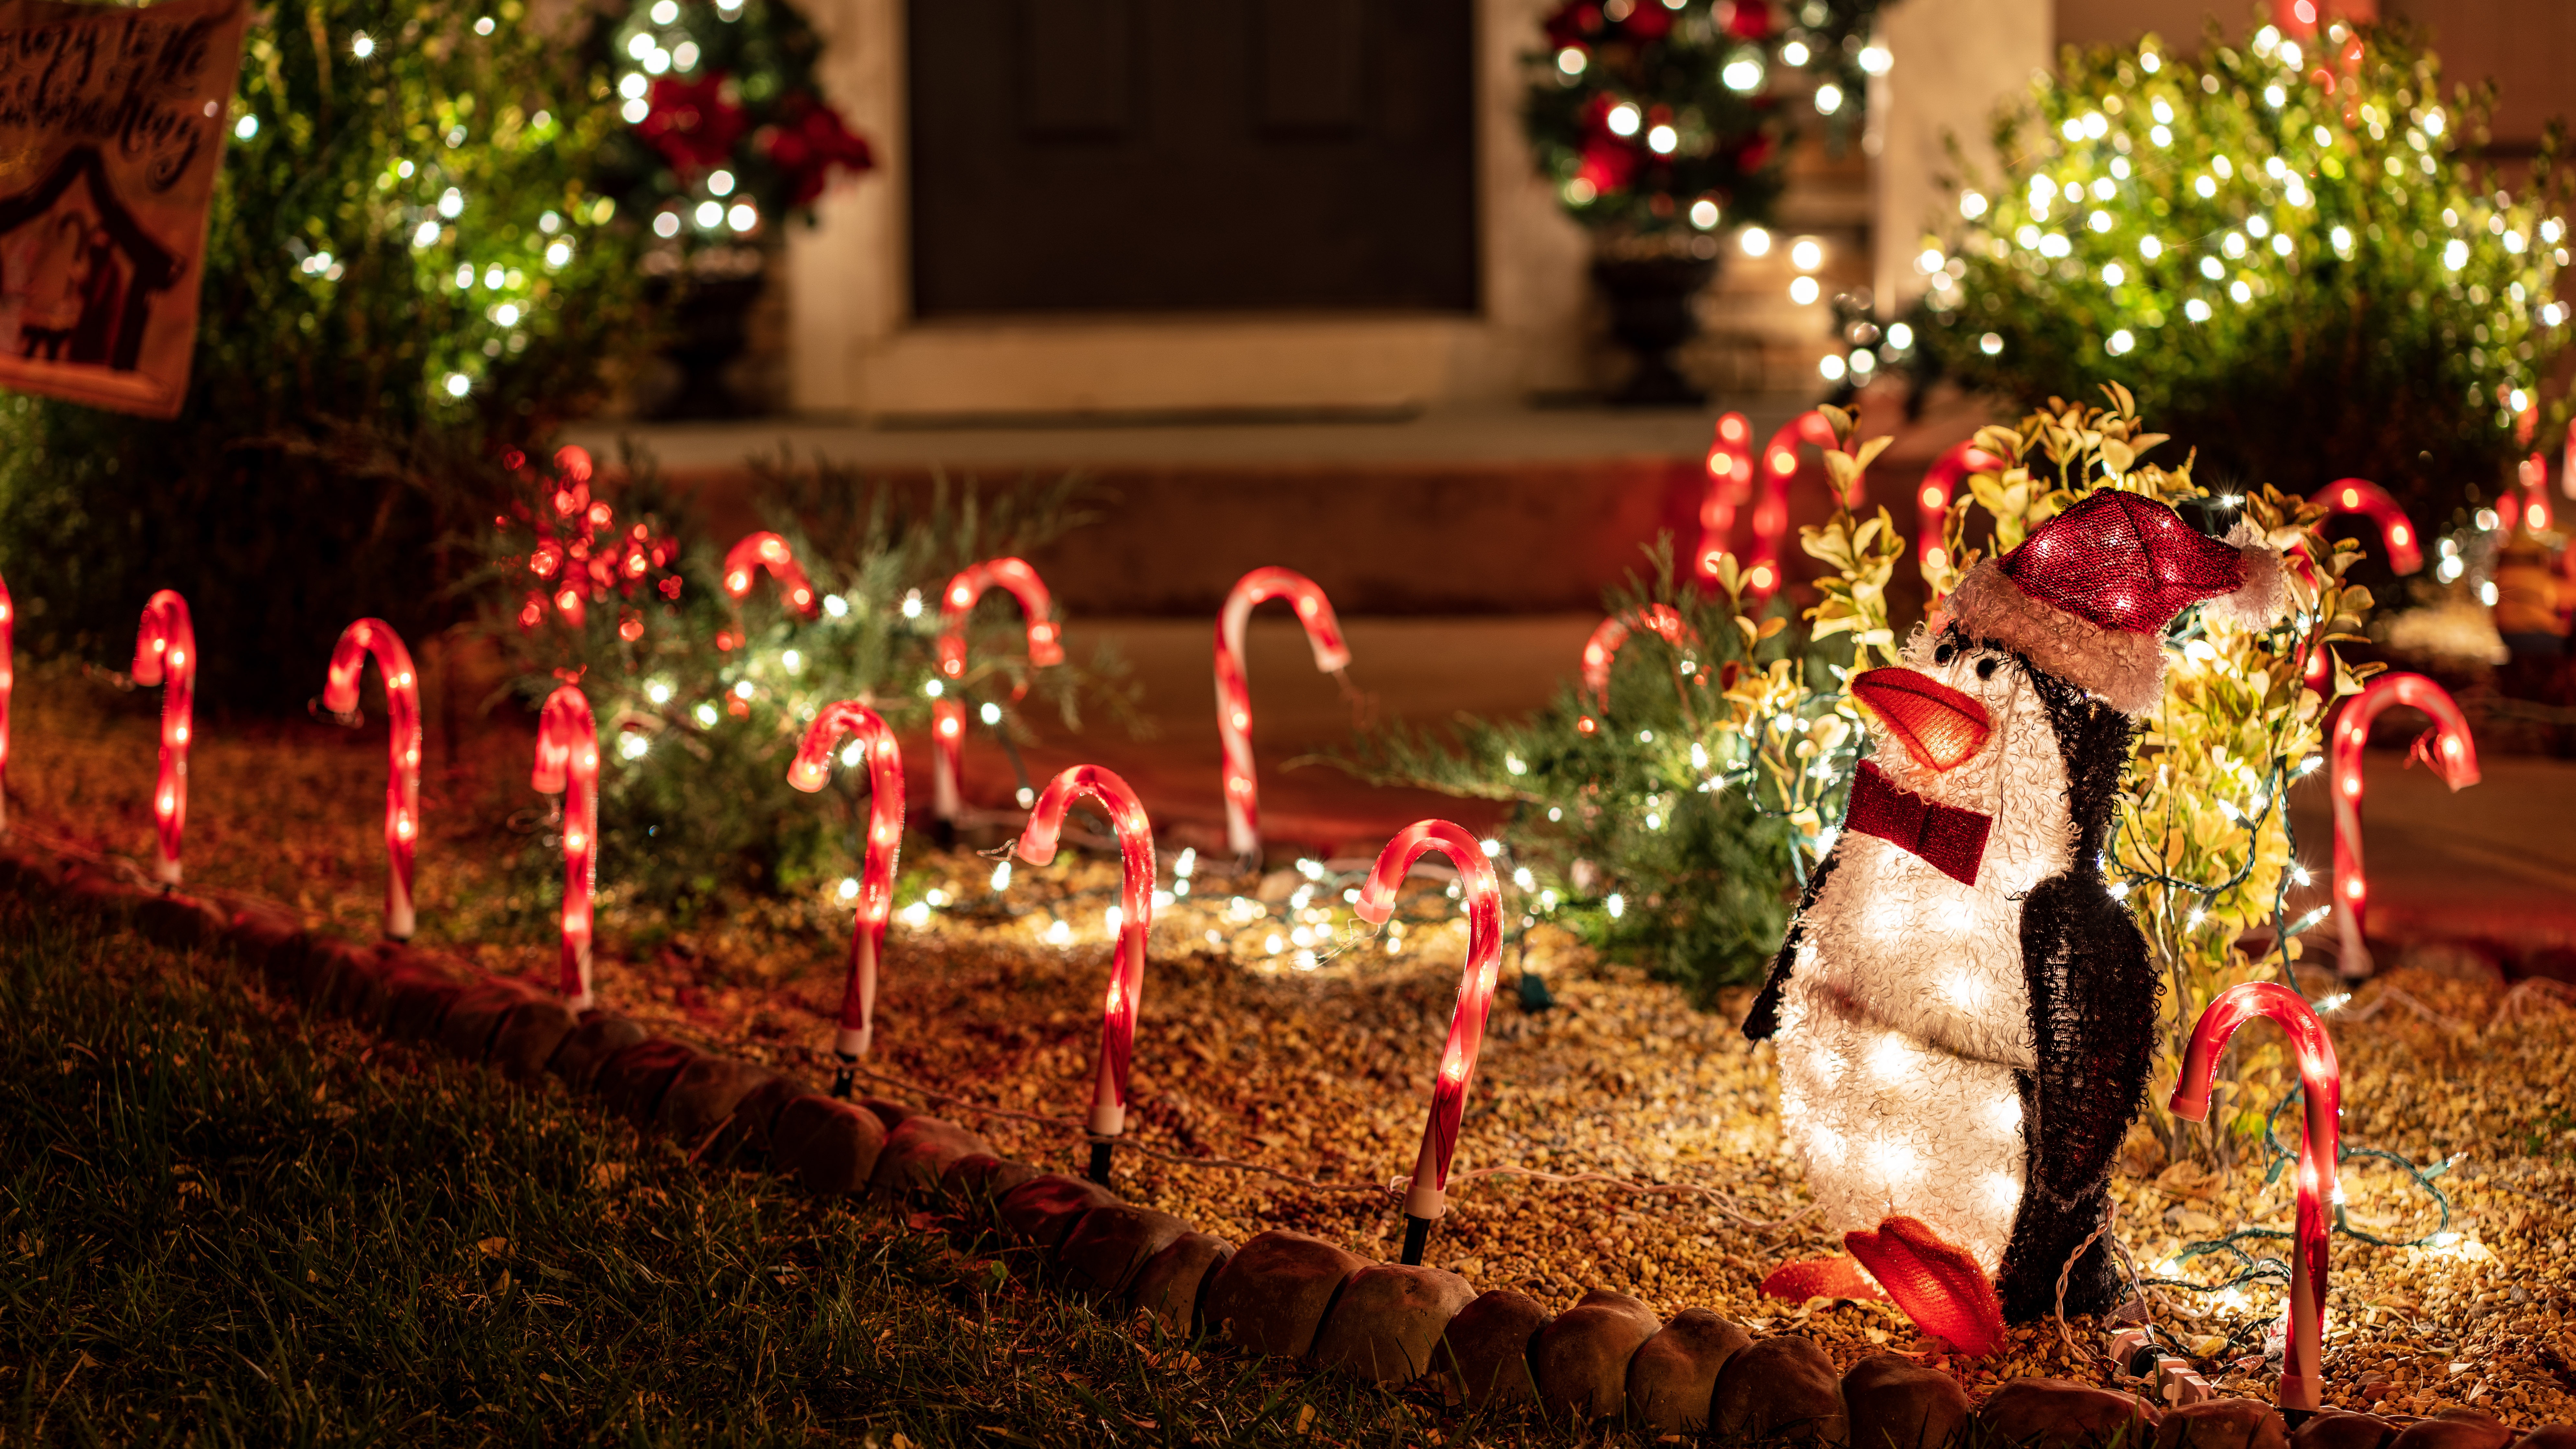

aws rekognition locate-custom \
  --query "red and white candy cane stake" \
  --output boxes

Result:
[533,686,601,1009]
[2521,454,2555,533]
[1011,764,1153,1187]
[132,590,195,886]
[1745,411,1863,598]
[1353,820,1505,1267]
[1914,441,2008,572]
[2310,479,2422,576]
[787,701,905,1095]
[2170,982,2341,1413]
[1214,567,1351,860]
[0,567,13,835]
[933,558,1064,823]
[321,619,423,940]
[2330,672,2477,978]
[1695,412,1756,581]
[722,532,822,621]
[1578,605,1698,736]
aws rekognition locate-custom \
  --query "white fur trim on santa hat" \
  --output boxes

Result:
[1943,560,2169,716]
[2200,521,2291,632]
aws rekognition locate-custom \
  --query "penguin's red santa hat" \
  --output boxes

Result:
[1940,489,2289,716]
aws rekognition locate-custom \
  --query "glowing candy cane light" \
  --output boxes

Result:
[2311,479,2423,576]
[788,701,905,1094]
[1695,412,1755,581]
[1745,410,1863,598]
[1215,567,1351,860]
[722,531,822,621]
[1914,441,2007,571]
[132,590,195,885]
[1352,820,1504,1266]
[321,619,423,940]
[1012,764,1153,1186]
[1578,604,1699,736]
[0,567,12,835]
[933,557,1064,823]
[2330,672,2477,978]
[2170,982,2340,1413]
[533,686,602,1009]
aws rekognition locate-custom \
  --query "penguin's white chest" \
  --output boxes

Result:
[1772,736,2077,1273]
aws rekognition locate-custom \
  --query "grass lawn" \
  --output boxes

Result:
[0,895,1542,1447]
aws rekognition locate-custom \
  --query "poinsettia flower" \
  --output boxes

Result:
[635,73,747,176]
[1542,2,1604,47]
[1734,131,1776,170]
[760,92,876,208]
[1724,0,1773,39]
[1577,135,1641,194]
[1617,2,1671,41]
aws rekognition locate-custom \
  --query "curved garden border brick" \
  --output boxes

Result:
[2,838,2561,1447]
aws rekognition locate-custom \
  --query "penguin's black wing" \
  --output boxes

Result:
[1741,847,1842,1042]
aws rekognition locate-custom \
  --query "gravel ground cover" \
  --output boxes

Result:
[12,676,2576,1427]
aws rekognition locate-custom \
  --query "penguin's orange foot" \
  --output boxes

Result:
[1758,1253,1889,1303]
[1844,1216,2007,1358]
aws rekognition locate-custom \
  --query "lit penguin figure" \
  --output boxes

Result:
[1743,490,2286,1354]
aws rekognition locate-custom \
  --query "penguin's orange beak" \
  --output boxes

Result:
[1850,667,1992,773]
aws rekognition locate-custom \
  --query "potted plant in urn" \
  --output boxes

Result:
[1524,0,1885,405]
[590,0,874,417]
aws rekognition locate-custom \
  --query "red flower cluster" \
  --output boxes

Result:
[636,74,747,177]
[500,446,683,640]
[760,92,875,208]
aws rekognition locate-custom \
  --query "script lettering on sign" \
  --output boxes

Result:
[0,0,247,417]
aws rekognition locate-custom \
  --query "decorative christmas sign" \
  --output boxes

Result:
[1213,567,1351,860]
[532,685,600,1008]
[0,0,251,417]
[931,557,1061,823]
[1745,490,2288,1354]
[320,618,421,941]
[131,588,193,884]
[1010,763,1152,1187]
[787,700,903,1093]
[2330,672,2477,978]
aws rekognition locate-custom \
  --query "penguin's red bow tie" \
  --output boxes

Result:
[1844,761,1992,886]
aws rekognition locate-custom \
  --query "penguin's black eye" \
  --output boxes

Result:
[1933,642,1958,666]
[1974,656,2001,680]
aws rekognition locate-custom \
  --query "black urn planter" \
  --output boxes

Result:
[643,254,771,420]
[1593,255,1717,408]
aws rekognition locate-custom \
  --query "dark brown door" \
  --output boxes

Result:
[907,0,1478,316]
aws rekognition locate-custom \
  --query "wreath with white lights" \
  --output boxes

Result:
[1522,0,1890,248]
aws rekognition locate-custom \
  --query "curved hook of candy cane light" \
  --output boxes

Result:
[532,686,601,1010]
[1214,567,1352,862]
[1744,411,1860,599]
[0,567,12,837]
[2309,479,2423,576]
[721,532,822,621]
[131,590,195,886]
[1577,605,1699,736]
[1352,820,1504,1266]
[788,701,905,1096]
[932,558,1064,823]
[2329,672,2477,980]
[1694,412,1756,582]
[1013,763,1153,1187]
[2521,454,2556,533]
[1914,442,2008,574]
[2169,981,2341,1414]
[321,619,423,941]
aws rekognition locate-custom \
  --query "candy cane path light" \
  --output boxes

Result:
[533,686,602,1009]
[721,531,821,620]
[2330,672,2476,978]
[1696,412,1756,581]
[1013,763,1153,1186]
[2310,479,2423,576]
[933,557,1064,822]
[788,701,904,1094]
[1915,442,2007,572]
[2170,982,2340,1414]
[1352,819,1504,1266]
[321,619,423,940]
[1746,410,1861,597]
[0,567,12,836]
[131,590,195,886]
[1214,567,1352,860]
[1578,605,1698,734]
